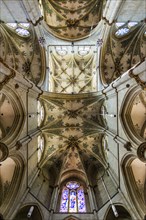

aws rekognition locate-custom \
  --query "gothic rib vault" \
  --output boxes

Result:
[0,0,146,220]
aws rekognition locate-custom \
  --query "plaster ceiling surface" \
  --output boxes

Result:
[131,90,146,139]
[42,0,105,41]
[48,45,98,93]
[0,22,43,85]
[117,0,146,22]
[40,93,107,169]
[100,21,146,85]
[0,0,27,23]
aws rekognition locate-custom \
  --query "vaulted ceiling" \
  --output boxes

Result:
[39,92,107,173]
[0,0,145,181]
[42,0,105,41]
[48,45,97,93]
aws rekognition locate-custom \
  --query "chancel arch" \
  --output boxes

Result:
[122,154,146,219]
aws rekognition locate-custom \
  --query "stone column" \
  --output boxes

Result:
[16,128,41,150]
[48,185,59,220]
[87,184,98,218]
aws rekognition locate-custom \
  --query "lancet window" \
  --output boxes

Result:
[60,181,86,213]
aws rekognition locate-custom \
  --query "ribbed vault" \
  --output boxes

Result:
[100,21,146,85]
[39,93,107,170]
[41,0,105,41]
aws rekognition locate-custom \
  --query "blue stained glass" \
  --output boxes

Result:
[66,181,80,190]
[69,190,77,212]
[60,182,86,213]
[77,187,86,212]
[60,188,69,212]
[115,28,130,37]
[128,22,138,28]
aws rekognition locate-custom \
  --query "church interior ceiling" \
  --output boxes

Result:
[0,1,146,219]
[100,21,146,85]
[0,22,43,85]
[48,45,97,93]
[40,93,107,170]
[42,0,105,40]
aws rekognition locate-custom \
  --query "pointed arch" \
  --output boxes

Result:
[64,215,80,220]
[59,180,86,213]
[0,154,25,217]
[120,86,145,145]
[0,85,25,146]
[121,154,146,219]
[104,204,132,220]
[13,203,43,220]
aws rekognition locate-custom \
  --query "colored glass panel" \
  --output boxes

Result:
[16,28,30,37]
[77,187,86,212]
[6,23,17,29]
[60,187,69,212]
[115,28,130,37]
[19,23,30,29]
[66,181,80,190]
[69,190,77,212]
[128,22,138,28]
[60,181,86,213]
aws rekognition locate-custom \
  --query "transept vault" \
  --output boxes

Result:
[0,0,146,220]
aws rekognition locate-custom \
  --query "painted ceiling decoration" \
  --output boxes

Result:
[42,0,104,41]
[100,21,146,85]
[39,93,107,169]
[48,45,97,93]
[60,146,86,182]
[0,22,44,85]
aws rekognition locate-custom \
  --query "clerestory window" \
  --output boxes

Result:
[60,181,86,213]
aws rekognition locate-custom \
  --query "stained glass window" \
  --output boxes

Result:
[37,136,44,162]
[66,181,80,190]
[115,22,125,28]
[16,28,30,37]
[6,22,30,37]
[115,28,130,37]
[77,187,86,212]
[60,187,69,212]
[37,101,44,126]
[115,21,139,38]
[60,181,86,213]
[69,190,77,212]
[128,22,138,28]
